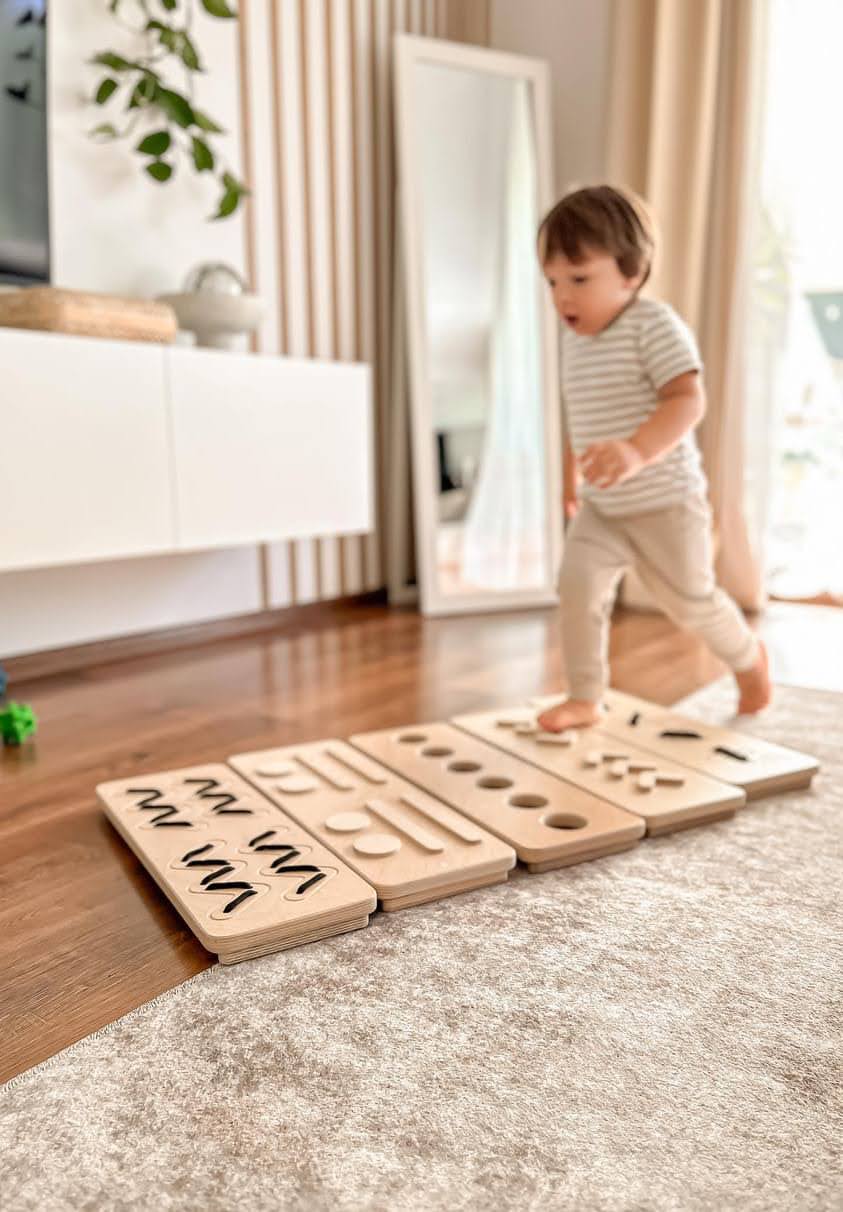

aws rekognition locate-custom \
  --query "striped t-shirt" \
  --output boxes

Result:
[560,295,708,515]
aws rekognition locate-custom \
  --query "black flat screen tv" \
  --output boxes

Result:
[0,1,49,284]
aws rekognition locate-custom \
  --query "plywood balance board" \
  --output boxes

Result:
[592,689,820,797]
[227,740,516,910]
[350,722,646,871]
[97,764,377,964]
[453,709,746,835]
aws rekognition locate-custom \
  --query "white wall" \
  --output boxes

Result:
[0,549,263,656]
[490,0,611,192]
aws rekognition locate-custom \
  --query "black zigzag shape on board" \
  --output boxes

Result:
[127,787,194,828]
[179,843,259,914]
[248,830,329,896]
[183,776,252,815]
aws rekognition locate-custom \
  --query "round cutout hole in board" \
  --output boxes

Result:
[421,746,454,758]
[477,775,514,790]
[448,760,482,774]
[398,733,427,745]
[508,793,549,810]
[542,812,589,831]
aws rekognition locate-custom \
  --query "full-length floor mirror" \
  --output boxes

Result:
[392,33,561,616]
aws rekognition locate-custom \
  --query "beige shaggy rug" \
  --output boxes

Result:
[1,679,841,1212]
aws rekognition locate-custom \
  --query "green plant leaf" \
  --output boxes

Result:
[179,32,202,71]
[90,52,135,72]
[137,130,171,156]
[191,136,214,172]
[212,186,240,219]
[90,122,120,139]
[192,107,224,134]
[201,0,238,18]
[95,77,118,105]
[160,0,178,10]
[156,87,195,127]
[225,172,250,200]
[145,19,178,53]
[146,160,173,182]
[127,75,158,109]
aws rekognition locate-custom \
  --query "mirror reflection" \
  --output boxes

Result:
[414,62,547,597]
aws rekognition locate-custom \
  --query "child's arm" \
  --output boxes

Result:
[629,371,706,464]
[563,438,579,518]
[580,372,705,489]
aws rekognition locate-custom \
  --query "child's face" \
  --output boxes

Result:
[542,249,644,336]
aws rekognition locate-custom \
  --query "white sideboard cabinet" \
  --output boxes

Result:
[1,329,173,570]
[0,328,374,573]
[168,347,372,550]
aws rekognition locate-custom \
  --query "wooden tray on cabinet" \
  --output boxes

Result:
[0,287,177,344]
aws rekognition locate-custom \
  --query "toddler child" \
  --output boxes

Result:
[535,185,771,732]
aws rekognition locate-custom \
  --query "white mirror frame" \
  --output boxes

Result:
[393,32,562,617]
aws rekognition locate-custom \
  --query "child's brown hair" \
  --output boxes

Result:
[537,184,657,287]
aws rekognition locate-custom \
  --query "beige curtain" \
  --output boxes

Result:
[439,0,491,44]
[605,0,765,611]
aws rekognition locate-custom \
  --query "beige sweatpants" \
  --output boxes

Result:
[560,495,760,702]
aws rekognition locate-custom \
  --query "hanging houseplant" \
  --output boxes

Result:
[89,0,248,219]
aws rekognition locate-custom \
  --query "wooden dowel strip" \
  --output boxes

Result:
[324,745,388,784]
[399,793,482,844]
[364,798,444,852]
[295,753,354,791]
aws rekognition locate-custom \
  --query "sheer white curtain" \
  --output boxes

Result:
[461,80,546,590]
[744,0,843,600]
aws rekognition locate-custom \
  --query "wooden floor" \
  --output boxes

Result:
[2,597,839,1084]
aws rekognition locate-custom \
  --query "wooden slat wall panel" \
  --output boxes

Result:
[236,1,490,606]
[303,0,343,599]
[351,0,379,588]
[369,0,393,591]
[282,0,319,603]
[330,0,365,594]
[238,1,294,606]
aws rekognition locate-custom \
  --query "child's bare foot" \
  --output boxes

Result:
[537,698,602,732]
[735,640,772,714]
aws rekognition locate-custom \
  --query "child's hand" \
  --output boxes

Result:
[563,491,579,520]
[580,439,645,489]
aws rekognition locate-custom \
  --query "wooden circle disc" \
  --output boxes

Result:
[325,811,371,832]
[275,775,319,794]
[353,833,401,857]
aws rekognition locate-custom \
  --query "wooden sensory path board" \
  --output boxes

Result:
[97,765,377,964]
[227,739,516,910]
[350,722,646,871]
[452,709,746,835]
[583,689,819,798]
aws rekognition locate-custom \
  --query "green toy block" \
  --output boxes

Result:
[0,701,37,746]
